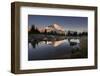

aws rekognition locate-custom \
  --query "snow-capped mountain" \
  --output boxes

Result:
[46,24,64,31]
[29,23,65,34]
[45,23,65,34]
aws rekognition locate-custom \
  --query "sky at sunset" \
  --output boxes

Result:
[28,15,88,32]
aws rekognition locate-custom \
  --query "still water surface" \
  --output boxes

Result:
[28,38,86,60]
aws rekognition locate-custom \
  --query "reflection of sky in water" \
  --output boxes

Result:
[28,39,81,60]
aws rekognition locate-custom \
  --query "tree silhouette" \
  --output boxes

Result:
[81,32,88,36]
[67,31,71,36]
[44,29,47,34]
[73,31,77,36]
[29,24,40,34]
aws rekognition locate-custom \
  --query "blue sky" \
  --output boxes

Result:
[28,15,88,32]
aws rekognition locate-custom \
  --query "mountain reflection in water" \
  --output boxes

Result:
[28,37,87,61]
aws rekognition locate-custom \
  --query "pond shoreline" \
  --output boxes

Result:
[28,34,82,42]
